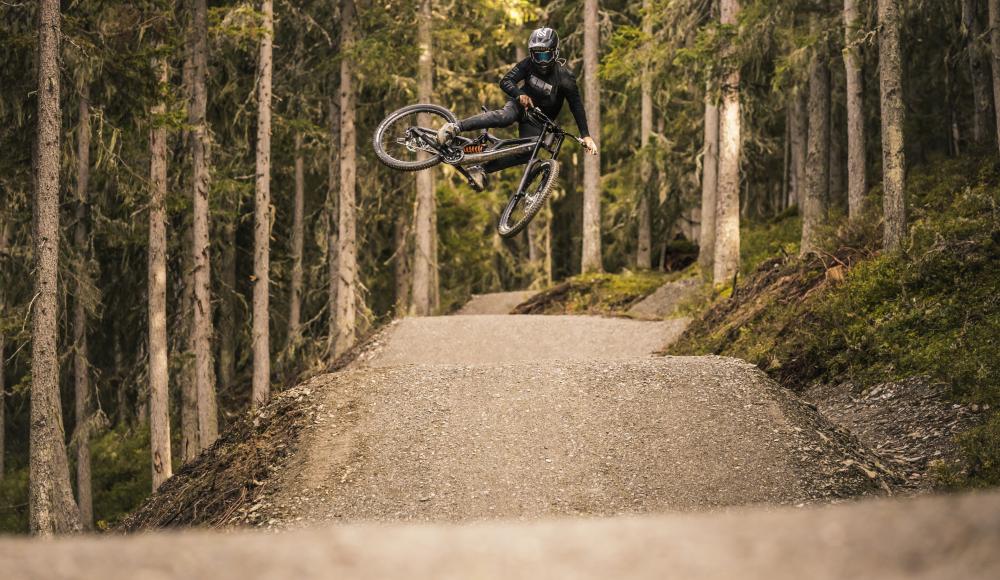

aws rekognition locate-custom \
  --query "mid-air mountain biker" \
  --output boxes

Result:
[436,27,599,191]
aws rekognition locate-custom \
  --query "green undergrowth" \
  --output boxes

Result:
[0,427,154,534]
[511,270,681,315]
[673,155,1000,487]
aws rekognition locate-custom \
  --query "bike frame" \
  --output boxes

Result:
[405,108,579,190]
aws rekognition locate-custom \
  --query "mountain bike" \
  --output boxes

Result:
[373,103,585,238]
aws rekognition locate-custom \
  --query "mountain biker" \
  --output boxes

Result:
[437,27,599,191]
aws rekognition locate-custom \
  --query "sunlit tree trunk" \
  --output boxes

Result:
[252,0,273,409]
[878,0,907,250]
[288,131,305,350]
[326,94,339,358]
[965,0,994,145]
[698,89,719,280]
[189,0,217,448]
[581,0,603,273]
[802,15,830,256]
[334,0,358,357]
[412,0,436,315]
[789,87,808,207]
[149,53,173,491]
[636,0,653,270]
[394,217,411,316]
[72,84,93,529]
[713,0,741,283]
[30,0,82,536]
[844,0,868,220]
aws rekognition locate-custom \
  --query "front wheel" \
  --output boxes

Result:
[373,104,458,172]
[497,159,559,239]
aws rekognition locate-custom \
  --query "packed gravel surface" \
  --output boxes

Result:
[364,315,689,367]
[455,291,537,314]
[257,315,893,528]
[9,492,998,580]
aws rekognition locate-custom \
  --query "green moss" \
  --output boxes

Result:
[741,210,802,273]
[516,270,675,316]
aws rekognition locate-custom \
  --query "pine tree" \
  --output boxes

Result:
[252,0,274,408]
[878,0,907,250]
[844,0,868,220]
[713,0,742,283]
[335,0,358,357]
[412,0,437,315]
[581,0,603,273]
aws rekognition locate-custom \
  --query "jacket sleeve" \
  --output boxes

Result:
[500,59,531,99]
[564,73,591,138]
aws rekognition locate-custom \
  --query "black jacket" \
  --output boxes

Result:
[500,58,591,138]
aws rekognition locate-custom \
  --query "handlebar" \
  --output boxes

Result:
[526,107,586,146]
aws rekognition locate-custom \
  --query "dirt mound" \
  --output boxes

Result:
[456,291,537,315]
[9,492,999,580]
[259,357,894,528]
[627,278,700,320]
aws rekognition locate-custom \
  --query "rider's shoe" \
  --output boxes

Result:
[468,165,488,192]
[437,122,459,145]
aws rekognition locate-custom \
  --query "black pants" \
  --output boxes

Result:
[458,99,542,174]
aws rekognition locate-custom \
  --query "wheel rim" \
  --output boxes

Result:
[502,163,551,233]
[377,109,451,166]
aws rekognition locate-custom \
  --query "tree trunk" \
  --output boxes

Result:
[878,0,907,250]
[217,217,237,399]
[72,84,93,530]
[288,131,305,350]
[713,0,742,284]
[30,0,82,536]
[802,16,831,256]
[180,227,198,462]
[0,217,7,481]
[636,0,653,270]
[326,95,339,358]
[190,0,218,448]
[789,87,808,207]
[964,0,994,146]
[252,0,273,409]
[844,0,868,220]
[698,90,720,280]
[412,0,436,316]
[149,53,173,492]
[581,0,603,273]
[334,0,358,357]
[394,217,411,316]
[989,0,1000,151]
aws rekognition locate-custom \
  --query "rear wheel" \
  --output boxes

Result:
[373,104,458,171]
[497,159,559,239]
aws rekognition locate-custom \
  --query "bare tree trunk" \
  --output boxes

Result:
[334,0,358,357]
[394,217,411,316]
[802,17,831,256]
[149,54,173,492]
[581,0,603,273]
[30,0,82,536]
[0,217,7,481]
[964,0,994,145]
[713,0,742,283]
[989,0,1000,151]
[412,0,436,315]
[252,0,273,409]
[878,0,907,250]
[180,228,198,462]
[288,131,305,349]
[190,0,217,448]
[698,90,720,280]
[72,85,93,530]
[844,0,868,220]
[789,87,808,207]
[636,0,653,270]
[217,218,236,398]
[326,95,339,357]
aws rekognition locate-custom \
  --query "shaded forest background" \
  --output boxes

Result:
[1,0,998,533]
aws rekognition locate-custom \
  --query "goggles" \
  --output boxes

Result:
[531,50,555,63]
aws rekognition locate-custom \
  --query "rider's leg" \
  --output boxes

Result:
[483,121,542,174]
[456,99,521,132]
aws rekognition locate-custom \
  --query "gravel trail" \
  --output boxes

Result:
[264,315,889,526]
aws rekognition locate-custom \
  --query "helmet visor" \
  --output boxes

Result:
[531,50,554,64]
